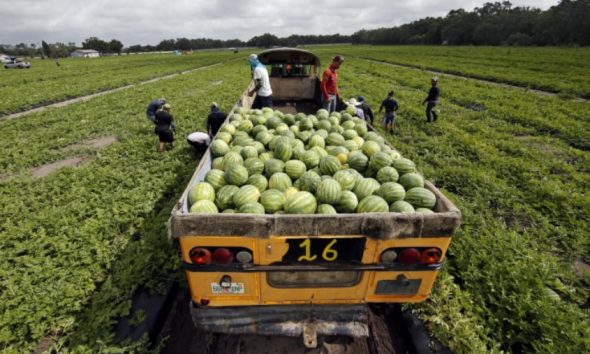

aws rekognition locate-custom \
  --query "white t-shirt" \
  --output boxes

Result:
[253,66,272,97]
[187,132,211,145]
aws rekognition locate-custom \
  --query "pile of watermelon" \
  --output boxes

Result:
[188,107,437,215]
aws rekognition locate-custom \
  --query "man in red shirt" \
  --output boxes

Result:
[320,55,344,113]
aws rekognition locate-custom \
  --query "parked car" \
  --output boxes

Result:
[4,57,31,69]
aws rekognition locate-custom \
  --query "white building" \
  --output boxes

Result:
[70,49,100,58]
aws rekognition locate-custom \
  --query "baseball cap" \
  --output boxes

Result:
[162,103,171,110]
[357,96,365,102]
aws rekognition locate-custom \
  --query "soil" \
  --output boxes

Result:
[574,258,590,277]
[31,157,90,178]
[65,135,118,150]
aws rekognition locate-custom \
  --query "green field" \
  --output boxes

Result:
[0,46,589,353]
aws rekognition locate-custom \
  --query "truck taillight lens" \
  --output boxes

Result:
[212,248,234,265]
[380,250,398,263]
[236,251,253,264]
[398,248,421,264]
[421,248,442,264]
[189,248,212,265]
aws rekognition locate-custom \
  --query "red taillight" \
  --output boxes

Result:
[212,248,234,265]
[398,248,421,264]
[200,299,210,306]
[421,248,442,264]
[189,248,212,265]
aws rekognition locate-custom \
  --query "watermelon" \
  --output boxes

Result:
[297,171,322,193]
[353,178,381,200]
[190,200,218,214]
[392,158,416,174]
[362,140,381,158]
[376,166,399,184]
[284,191,317,214]
[215,185,239,210]
[222,152,244,169]
[399,173,425,190]
[256,131,272,146]
[308,134,325,148]
[326,133,345,146]
[268,172,293,191]
[301,150,320,169]
[376,182,406,203]
[240,146,258,159]
[283,186,299,199]
[336,190,358,213]
[238,202,266,214]
[405,187,436,209]
[317,204,337,214]
[357,195,389,213]
[389,200,415,213]
[188,182,216,206]
[416,208,435,214]
[233,185,261,208]
[210,139,230,157]
[220,124,236,135]
[211,157,225,171]
[224,165,249,186]
[319,155,342,176]
[369,151,392,171]
[264,158,285,177]
[273,139,293,162]
[247,174,268,193]
[285,160,307,180]
[348,151,369,172]
[222,209,236,213]
[260,189,286,213]
[205,169,227,190]
[316,179,342,204]
[244,158,265,175]
[333,170,357,190]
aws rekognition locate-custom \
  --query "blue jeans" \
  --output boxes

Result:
[253,95,273,109]
[322,94,337,113]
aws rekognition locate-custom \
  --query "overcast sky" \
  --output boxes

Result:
[1,0,559,46]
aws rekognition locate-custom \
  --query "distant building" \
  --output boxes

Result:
[70,49,100,58]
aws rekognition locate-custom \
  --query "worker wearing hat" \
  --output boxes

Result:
[356,96,374,125]
[146,98,166,124]
[154,103,176,153]
[423,77,440,122]
[320,55,344,113]
[247,54,273,109]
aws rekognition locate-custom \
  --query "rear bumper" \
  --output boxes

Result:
[182,261,443,272]
[190,303,369,338]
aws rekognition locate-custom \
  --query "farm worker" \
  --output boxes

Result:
[378,91,399,134]
[207,102,227,137]
[346,98,365,120]
[247,54,273,109]
[146,98,166,124]
[186,132,211,153]
[154,103,176,153]
[320,55,344,113]
[423,77,440,122]
[357,96,374,125]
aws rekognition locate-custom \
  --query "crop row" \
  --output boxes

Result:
[0,51,237,115]
[312,45,590,98]
[0,59,251,352]
[334,58,590,352]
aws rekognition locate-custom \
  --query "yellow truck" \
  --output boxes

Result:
[169,48,461,348]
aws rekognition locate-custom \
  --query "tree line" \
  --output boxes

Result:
[1,0,588,58]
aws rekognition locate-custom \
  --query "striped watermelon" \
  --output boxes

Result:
[212,157,225,171]
[416,208,435,214]
[240,146,258,159]
[348,151,369,172]
[405,187,436,209]
[233,185,261,208]
[264,158,285,177]
[389,200,415,213]
[205,169,227,190]
[392,158,416,174]
[376,166,399,183]
[357,195,389,213]
[273,139,293,162]
[190,200,219,214]
[399,173,425,190]
[222,152,244,170]
[246,174,268,193]
[297,171,322,193]
[326,133,345,146]
[376,182,406,203]
[353,178,381,200]
[336,190,358,213]
[224,165,249,186]
[285,160,307,180]
[369,151,393,171]
[333,170,357,190]
[211,139,230,157]
[268,172,293,191]
[284,191,317,214]
[316,179,342,204]
[319,155,342,176]
[260,189,286,213]
[317,204,337,214]
[188,182,216,206]
[301,150,320,169]
[215,185,239,210]
[238,202,266,214]
[244,158,265,175]
[362,140,381,158]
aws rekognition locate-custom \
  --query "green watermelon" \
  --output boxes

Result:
[211,157,225,171]
[308,134,326,148]
[416,208,435,214]
[273,139,293,162]
[317,204,337,214]
[233,185,261,208]
[264,158,285,177]
[353,178,381,200]
[238,202,266,214]
[284,160,307,180]
[376,182,406,203]
[376,166,399,183]
[348,151,369,172]
[224,165,249,186]
[405,187,436,209]
[244,158,265,175]
[188,182,216,206]
[333,170,357,190]
[215,185,239,210]
[326,133,345,146]
[284,191,317,214]
[190,200,219,214]
[301,150,320,169]
[210,139,230,157]
[399,173,425,190]
[246,174,268,193]
[362,140,381,158]
[260,189,286,213]
[222,152,244,170]
[392,158,417,174]
[319,155,342,176]
[336,190,358,213]
[268,172,293,191]
[369,151,392,171]
[297,171,322,193]
[205,169,227,190]
[240,146,258,159]
[357,195,389,213]
[389,200,415,213]
[316,179,342,204]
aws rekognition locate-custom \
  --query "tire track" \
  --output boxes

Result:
[0,62,223,123]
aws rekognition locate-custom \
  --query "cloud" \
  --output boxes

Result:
[0,0,560,46]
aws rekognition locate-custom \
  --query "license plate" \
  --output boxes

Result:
[210,282,245,294]
[282,238,365,263]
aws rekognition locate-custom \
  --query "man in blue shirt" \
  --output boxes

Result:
[379,91,399,134]
[146,98,166,124]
